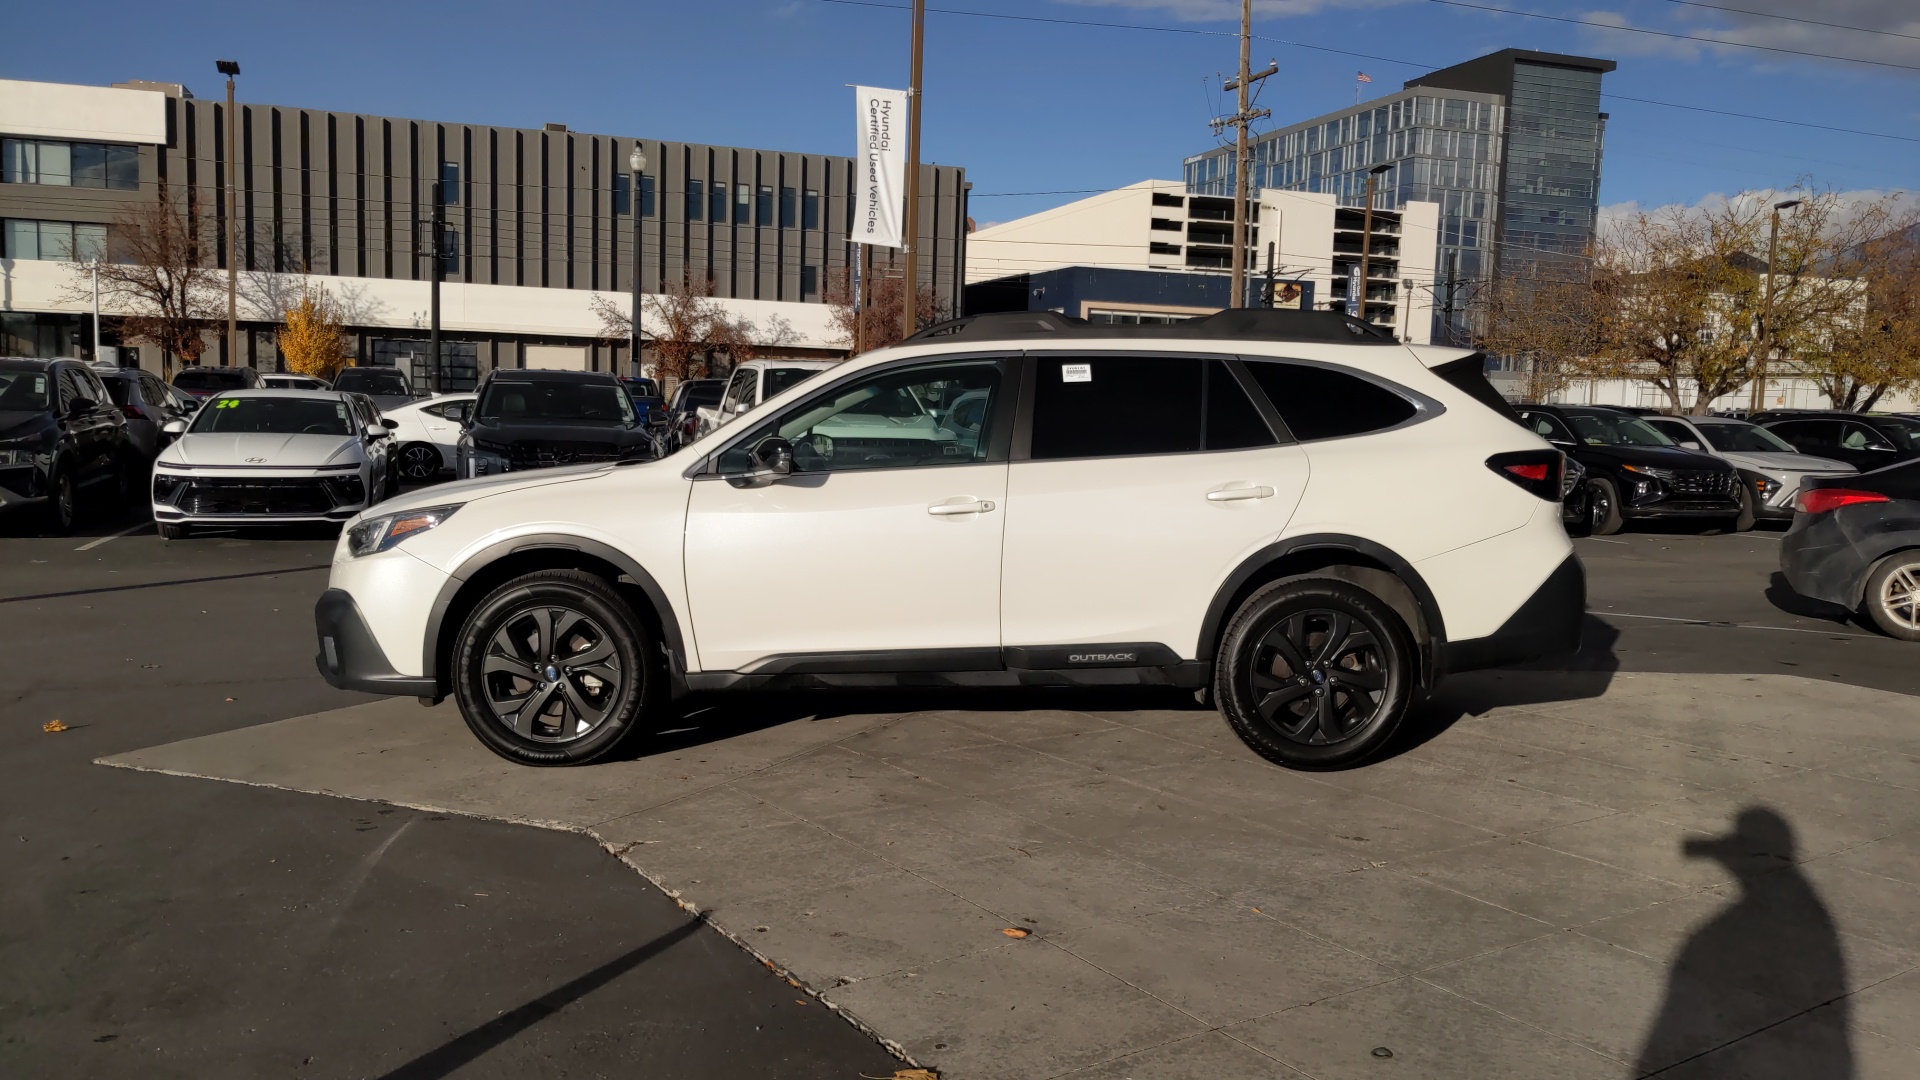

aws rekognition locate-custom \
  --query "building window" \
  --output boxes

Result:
[803,189,820,230]
[1150,218,1181,232]
[711,182,729,223]
[687,179,704,221]
[780,186,797,228]
[756,185,773,225]
[613,173,631,215]
[3,219,107,262]
[439,162,459,205]
[800,265,817,298]
[1149,242,1182,257]
[440,226,460,274]
[640,175,656,217]
[735,184,751,224]
[3,139,138,190]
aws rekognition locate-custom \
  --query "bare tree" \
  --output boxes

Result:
[1471,256,1598,404]
[825,267,945,353]
[1784,214,1920,412]
[66,189,221,375]
[591,272,764,381]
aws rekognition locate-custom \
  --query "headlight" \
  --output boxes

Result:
[1622,464,1675,481]
[346,504,461,557]
[1752,475,1783,498]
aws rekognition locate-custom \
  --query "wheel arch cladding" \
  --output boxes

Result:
[1197,535,1443,679]
[426,537,684,695]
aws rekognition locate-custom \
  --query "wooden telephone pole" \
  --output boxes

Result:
[1217,0,1274,308]
[901,0,926,338]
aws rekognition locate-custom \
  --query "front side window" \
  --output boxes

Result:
[717,360,1003,475]
[1520,411,1577,444]
[1029,355,1273,460]
[720,370,756,414]
[1243,360,1418,442]
[1701,422,1799,454]
[1563,411,1674,448]
[190,396,354,435]
[1646,419,1697,446]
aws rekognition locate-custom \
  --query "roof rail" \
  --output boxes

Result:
[907,308,1398,345]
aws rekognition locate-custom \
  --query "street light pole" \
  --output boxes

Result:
[216,60,241,368]
[1751,198,1803,413]
[90,260,102,362]
[429,180,443,394]
[1356,163,1389,327]
[901,0,926,339]
[629,145,647,378]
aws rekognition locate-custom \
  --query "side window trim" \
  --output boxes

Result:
[1221,359,1295,446]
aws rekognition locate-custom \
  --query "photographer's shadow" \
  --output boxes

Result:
[1633,807,1854,1077]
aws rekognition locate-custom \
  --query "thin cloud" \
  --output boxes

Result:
[1579,2,1920,74]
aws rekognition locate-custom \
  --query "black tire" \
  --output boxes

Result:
[1734,483,1757,533]
[1861,551,1920,643]
[1587,476,1625,536]
[452,569,657,766]
[397,442,442,482]
[43,466,77,536]
[1214,577,1416,770]
[157,523,191,540]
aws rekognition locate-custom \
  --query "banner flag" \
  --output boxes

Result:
[854,86,909,248]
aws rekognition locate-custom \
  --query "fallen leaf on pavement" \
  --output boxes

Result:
[43,719,68,733]
[1000,927,1030,939]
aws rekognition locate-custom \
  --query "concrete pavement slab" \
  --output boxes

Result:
[1396,837,1690,927]
[1850,968,1920,1051]
[1049,1030,1294,1080]
[1820,827,1920,885]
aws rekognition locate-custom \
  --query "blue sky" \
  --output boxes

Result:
[6,0,1914,225]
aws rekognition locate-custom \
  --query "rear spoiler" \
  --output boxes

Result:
[1423,351,1518,421]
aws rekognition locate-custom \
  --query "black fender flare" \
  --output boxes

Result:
[422,533,687,686]
[1194,533,1447,664]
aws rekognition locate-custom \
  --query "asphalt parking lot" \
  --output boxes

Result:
[3,515,1917,1079]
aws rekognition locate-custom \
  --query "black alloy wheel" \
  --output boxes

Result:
[1587,476,1624,536]
[453,569,655,765]
[397,442,441,481]
[1215,577,1414,769]
[1733,483,1757,533]
[44,467,77,536]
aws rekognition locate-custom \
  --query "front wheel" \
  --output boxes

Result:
[397,442,442,481]
[1587,476,1625,536]
[1214,577,1416,770]
[1862,552,1920,642]
[452,569,657,766]
[42,467,77,536]
[1733,483,1757,533]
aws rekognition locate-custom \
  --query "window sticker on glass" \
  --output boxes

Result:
[1060,363,1093,383]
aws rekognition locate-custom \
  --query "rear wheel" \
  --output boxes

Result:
[1862,552,1920,642]
[1587,476,1624,536]
[1733,483,1757,533]
[42,467,76,536]
[1214,577,1416,770]
[397,442,442,481]
[452,570,657,766]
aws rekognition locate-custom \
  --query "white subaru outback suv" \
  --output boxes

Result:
[315,310,1582,769]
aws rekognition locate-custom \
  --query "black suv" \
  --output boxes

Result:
[333,366,420,413]
[1752,410,1920,473]
[455,369,656,477]
[1515,404,1741,535]
[1,357,137,533]
[171,364,265,400]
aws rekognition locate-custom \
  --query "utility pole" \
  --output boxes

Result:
[1356,163,1389,327]
[1750,198,1803,413]
[216,60,241,367]
[1263,242,1276,307]
[1441,249,1459,345]
[429,180,444,394]
[629,144,648,379]
[1217,2,1275,309]
[90,260,102,361]
[901,0,927,339]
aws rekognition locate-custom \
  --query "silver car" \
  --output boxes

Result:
[1642,415,1854,526]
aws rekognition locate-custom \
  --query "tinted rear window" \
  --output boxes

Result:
[1243,361,1418,441]
[173,368,250,390]
[680,383,724,408]
[335,369,411,394]
[101,376,135,405]
[765,368,820,397]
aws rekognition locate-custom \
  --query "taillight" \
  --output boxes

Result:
[1795,488,1891,515]
[1486,450,1562,501]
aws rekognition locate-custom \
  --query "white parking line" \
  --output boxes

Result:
[1598,610,1874,638]
[74,523,152,551]
[1578,537,1630,545]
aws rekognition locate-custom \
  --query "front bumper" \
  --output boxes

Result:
[1437,554,1586,674]
[314,588,438,696]
[153,466,368,525]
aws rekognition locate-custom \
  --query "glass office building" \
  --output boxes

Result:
[1186,50,1612,344]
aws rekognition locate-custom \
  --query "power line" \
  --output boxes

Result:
[1424,0,1920,72]
[1661,0,1920,43]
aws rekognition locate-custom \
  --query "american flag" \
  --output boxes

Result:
[1356,72,1372,83]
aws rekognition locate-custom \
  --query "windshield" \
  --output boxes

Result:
[173,368,250,390]
[1699,422,1796,454]
[476,380,634,423]
[1566,411,1675,448]
[0,369,52,411]
[334,369,411,395]
[765,368,819,397]
[189,396,354,436]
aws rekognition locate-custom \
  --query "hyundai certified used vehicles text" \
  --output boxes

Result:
[1754,410,1920,474]
[1515,404,1742,535]
[1782,461,1920,641]
[152,390,398,539]
[316,310,1584,772]
[172,364,264,400]
[455,370,657,478]
[1,357,137,533]
[1641,414,1854,528]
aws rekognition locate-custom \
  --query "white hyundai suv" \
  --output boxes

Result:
[314,310,1582,769]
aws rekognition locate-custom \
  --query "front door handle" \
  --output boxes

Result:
[1206,485,1275,502]
[928,499,996,515]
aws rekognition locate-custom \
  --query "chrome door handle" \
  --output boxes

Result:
[928,499,996,515]
[1206,485,1275,502]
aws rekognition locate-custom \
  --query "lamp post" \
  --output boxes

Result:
[1356,163,1390,326]
[628,144,647,378]
[1750,198,1803,413]
[216,60,240,367]
[90,258,102,362]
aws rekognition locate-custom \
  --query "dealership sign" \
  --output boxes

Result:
[854,86,908,249]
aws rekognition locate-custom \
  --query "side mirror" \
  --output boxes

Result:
[1680,440,1702,450]
[68,398,97,418]
[381,418,399,430]
[733,401,752,414]
[161,418,189,437]
[743,436,793,486]
[445,403,469,424]
[364,422,388,439]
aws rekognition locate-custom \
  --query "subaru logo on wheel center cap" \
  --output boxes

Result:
[544,665,559,682]
[1310,669,1326,684]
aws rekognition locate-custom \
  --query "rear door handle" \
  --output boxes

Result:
[928,499,996,515]
[1206,485,1275,502]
